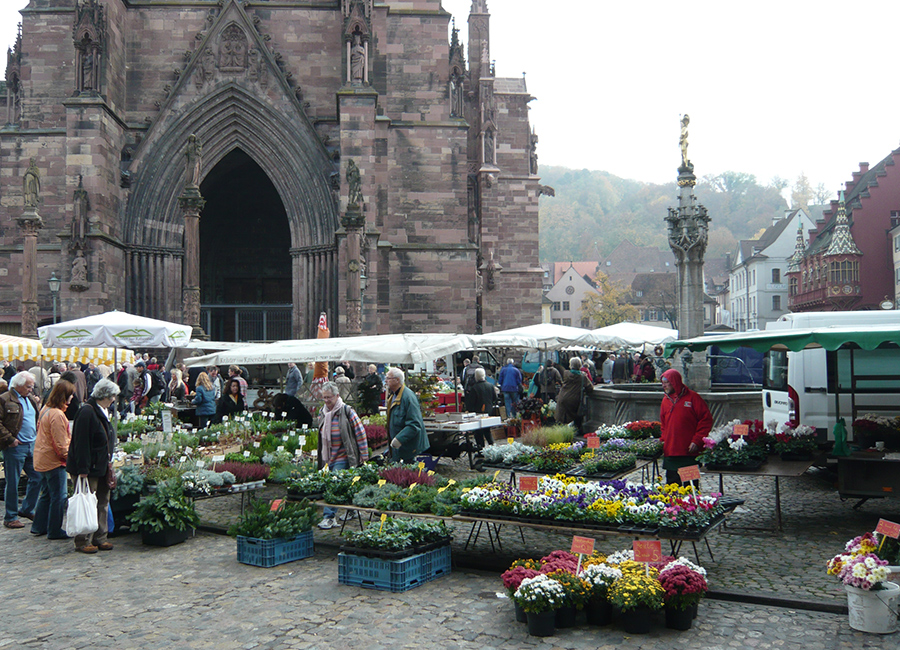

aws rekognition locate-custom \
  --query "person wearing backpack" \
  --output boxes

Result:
[147,368,166,403]
[316,381,368,529]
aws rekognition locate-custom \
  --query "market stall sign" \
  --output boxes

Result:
[570,536,595,556]
[876,519,900,539]
[519,476,538,492]
[270,499,284,512]
[733,424,749,437]
[678,465,701,483]
[633,540,662,563]
[586,437,600,449]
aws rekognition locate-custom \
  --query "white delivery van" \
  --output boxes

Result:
[762,310,900,440]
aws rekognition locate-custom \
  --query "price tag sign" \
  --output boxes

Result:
[519,476,539,491]
[299,436,307,446]
[447,479,456,486]
[270,499,284,512]
[507,437,514,445]
[294,449,303,456]
[427,470,435,476]
[212,455,226,463]
[161,411,173,434]
[409,482,417,491]
[876,519,900,539]
[493,470,501,481]
[310,450,317,458]
[586,436,601,449]
[253,442,260,448]
[377,479,387,487]
[418,462,426,471]
[197,461,206,469]
[322,463,329,472]
[570,535,595,556]
[302,424,308,430]
[243,450,251,458]
[352,476,360,483]
[157,450,166,458]
[282,435,289,442]
[733,424,750,437]
[277,446,285,452]
[184,447,192,455]
[678,465,701,483]
[633,540,663,563]
[179,456,187,463]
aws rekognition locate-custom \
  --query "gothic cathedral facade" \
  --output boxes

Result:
[1,0,542,339]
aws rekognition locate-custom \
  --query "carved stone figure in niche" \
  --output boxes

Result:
[483,130,495,166]
[185,134,202,187]
[679,114,690,167]
[350,33,366,84]
[347,159,363,207]
[72,176,89,241]
[450,72,464,118]
[81,50,95,90]
[248,48,261,81]
[71,253,87,286]
[219,24,248,72]
[529,129,539,175]
[200,47,216,86]
[23,158,40,208]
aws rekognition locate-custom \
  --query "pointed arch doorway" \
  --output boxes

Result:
[199,149,292,341]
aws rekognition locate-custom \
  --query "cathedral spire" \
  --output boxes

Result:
[787,222,806,271]
[824,191,862,257]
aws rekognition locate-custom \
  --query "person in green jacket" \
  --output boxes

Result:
[385,367,428,463]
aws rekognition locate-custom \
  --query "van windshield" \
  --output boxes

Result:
[764,350,788,391]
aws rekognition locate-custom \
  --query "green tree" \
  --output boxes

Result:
[581,272,640,327]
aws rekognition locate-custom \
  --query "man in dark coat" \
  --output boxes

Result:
[467,368,497,448]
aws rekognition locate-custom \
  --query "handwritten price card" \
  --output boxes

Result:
[519,476,539,492]
[570,536,595,556]
[633,540,662,563]
[586,436,600,449]
[270,499,284,512]
[876,519,900,539]
[733,424,750,437]
[678,465,701,483]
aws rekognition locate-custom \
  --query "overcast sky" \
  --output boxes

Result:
[3,0,900,199]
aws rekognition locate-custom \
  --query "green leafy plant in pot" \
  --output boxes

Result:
[128,479,200,547]
[228,499,318,540]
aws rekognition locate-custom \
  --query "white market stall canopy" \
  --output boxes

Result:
[574,322,679,350]
[39,311,192,349]
[185,333,488,367]
[476,323,591,350]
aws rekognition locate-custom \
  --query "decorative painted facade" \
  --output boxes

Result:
[0,0,542,339]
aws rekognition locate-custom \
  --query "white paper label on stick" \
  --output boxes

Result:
[161,411,173,433]
[212,455,225,462]
[157,450,166,458]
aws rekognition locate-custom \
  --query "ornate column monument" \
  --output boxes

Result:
[666,115,711,389]
[178,134,207,338]
[342,159,365,335]
[18,159,43,337]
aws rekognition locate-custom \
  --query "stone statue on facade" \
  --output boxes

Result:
[185,134,202,187]
[350,34,365,84]
[71,252,88,286]
[679,114,690,168]
[23,159,40,208]
[347,159,363,207]
[82,50,94,91]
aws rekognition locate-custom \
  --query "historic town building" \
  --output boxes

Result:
[0,0,543,339]
[788,148,900,313]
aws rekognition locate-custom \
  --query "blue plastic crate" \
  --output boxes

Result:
[237,531,314,568]
[338,545,451,592]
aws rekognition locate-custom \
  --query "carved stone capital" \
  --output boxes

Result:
[17,212,43,235]
[178,192,206,214]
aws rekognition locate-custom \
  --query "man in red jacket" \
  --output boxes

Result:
[659,369,712,486]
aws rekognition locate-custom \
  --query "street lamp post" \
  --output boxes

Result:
[48,272,61,324]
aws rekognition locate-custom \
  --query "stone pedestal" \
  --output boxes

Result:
[178,189,206,339]
[342,204,365,336]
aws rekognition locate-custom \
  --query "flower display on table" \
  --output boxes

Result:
[580,450,637,475]
[827,531,894,591]
[771,422,817,459]
[513,574,567,614]
[658,564,708,610]
[850,414,900,450]
[697,419,768,469]
[594,424,628,440]
[623,420,662,439]
[481,441,536,466]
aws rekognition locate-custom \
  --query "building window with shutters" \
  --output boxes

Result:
[772,268,780,283]
[772,295,781,310]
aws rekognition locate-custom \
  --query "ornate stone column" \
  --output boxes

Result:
[666,115,711,389]
[18,212,42,337]
[178,135,206,339]
[342,159,365,335]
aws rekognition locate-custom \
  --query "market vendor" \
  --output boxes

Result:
[659,369,712,485]
[385,367,428,463]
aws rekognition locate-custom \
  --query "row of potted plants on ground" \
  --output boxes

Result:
[459,475,725,533]
[502,548,708,636]
[696,419,818,470]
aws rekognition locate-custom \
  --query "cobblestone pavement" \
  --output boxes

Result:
[4,458,900,648]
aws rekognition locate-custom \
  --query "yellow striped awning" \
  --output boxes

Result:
[43,347,135,366]
[0,334,43,362]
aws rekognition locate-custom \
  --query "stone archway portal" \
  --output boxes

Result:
[199,149,292,341]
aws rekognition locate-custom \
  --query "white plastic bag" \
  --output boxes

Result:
[65,476,98,537]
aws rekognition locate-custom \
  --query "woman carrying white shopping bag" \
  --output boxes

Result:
[66,378,120,554]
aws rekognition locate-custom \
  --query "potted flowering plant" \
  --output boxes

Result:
[658,564,708,630]
[623,420,661,439]
[544,570,591,628]
[770,422,817,460]
[697,419,768,470]
[513,574,566,637]
[827,531,900,634]
[608,570,665,634]
[851,414,900,450]
[501,559,541,622]
[580,562,622,626]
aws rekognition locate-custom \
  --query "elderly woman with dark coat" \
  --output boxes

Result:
[67,378,120,554]
[555,357,593,434]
